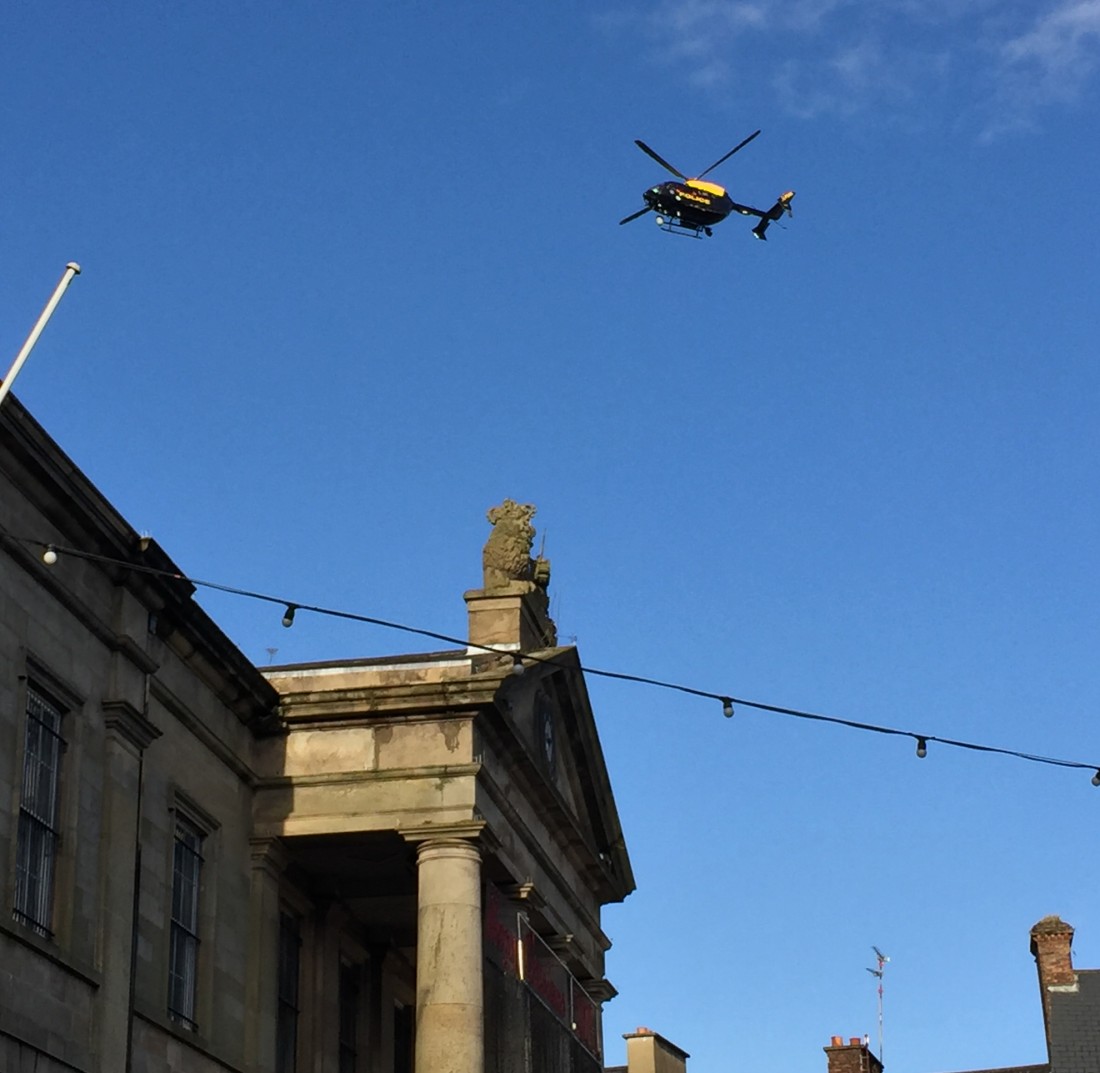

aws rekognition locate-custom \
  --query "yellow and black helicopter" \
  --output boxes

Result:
[620,131,794,239]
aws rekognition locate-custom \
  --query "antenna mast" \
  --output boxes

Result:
[865,946,889,1063]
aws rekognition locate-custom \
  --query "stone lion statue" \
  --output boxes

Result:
[482,499,549,591]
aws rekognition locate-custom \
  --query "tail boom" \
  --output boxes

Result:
[751,190,795,240]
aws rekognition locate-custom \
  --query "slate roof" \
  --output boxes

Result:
[927,969,1100,1073]
[1047,969,1100,1073]
[929,1066,1047,1073]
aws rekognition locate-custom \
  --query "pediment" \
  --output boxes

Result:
[485,647,634,903]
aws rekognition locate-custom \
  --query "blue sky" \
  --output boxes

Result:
[3,4,1100,1071]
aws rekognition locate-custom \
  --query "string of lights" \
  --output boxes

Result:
[23,537,1100,784]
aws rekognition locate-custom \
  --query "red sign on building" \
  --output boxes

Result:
[483,883,519,976]
[484,888,602,1059]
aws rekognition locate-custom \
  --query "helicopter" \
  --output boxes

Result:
[619,130,794,239]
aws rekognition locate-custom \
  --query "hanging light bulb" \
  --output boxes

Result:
[281,604,297,628]
[721,698,734,718]
[1092,769,1100,787]
[915,737,928,759]
[42,545,58,566]
[511,654,525,677]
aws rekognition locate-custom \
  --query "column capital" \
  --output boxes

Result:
[248,836,290,879]
[401,820,501,856]
[414,837,483,867]
[401,820,485,845]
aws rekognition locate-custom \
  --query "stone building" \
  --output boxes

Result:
[0,396,634,1072]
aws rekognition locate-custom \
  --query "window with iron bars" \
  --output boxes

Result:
[168,815,204,1029]
[14,685,66,938]
[277,910,302,1073]
[339,961,360,1073]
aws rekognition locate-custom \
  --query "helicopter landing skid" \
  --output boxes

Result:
[654,216,712,238]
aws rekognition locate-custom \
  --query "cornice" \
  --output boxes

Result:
[255,763,481,790]
[1,401,277,730]
[149,676,256,784]
[102,699,163,751]
[276,680,503,722]
[476,764,614,951]
[475,696,632,905]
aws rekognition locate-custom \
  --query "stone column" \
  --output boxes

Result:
[414,838,484,1073]
[312,900,349,1073]
[245,838,289,1073]
[95,701,160,1071]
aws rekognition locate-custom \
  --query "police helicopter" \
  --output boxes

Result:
[619,130,794,239]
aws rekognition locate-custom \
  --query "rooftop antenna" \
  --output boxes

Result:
[866,945,889,1064]
[0,263,81,407]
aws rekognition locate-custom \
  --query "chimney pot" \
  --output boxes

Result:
[824,1035,883,1073]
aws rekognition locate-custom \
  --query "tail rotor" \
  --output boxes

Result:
[752,191,795,241]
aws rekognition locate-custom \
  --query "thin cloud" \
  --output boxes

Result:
[978,0,1100,136]
[610,0,1100,135]
[1001,0,1100,99]
[648,0,768,63]
[829,38,886,90]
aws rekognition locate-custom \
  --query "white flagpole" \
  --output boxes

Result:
[0,262,82,407]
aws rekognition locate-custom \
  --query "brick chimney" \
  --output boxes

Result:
[824,1036,883,1073]
[1030,915,1077,1054]
[622,1027,690,1073]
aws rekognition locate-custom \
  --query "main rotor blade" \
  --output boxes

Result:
[696,129,761,179]
[619,206,653,225]
[634,140,687,181]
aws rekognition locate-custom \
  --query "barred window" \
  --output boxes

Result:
[168,816,204,1029]
[276,911,301,1073]
[339,961,359,1073]
[14,685,66,938]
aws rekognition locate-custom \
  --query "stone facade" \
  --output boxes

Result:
[0,398,634,1073]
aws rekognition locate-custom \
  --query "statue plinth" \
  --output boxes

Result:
[464,585,556,653]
